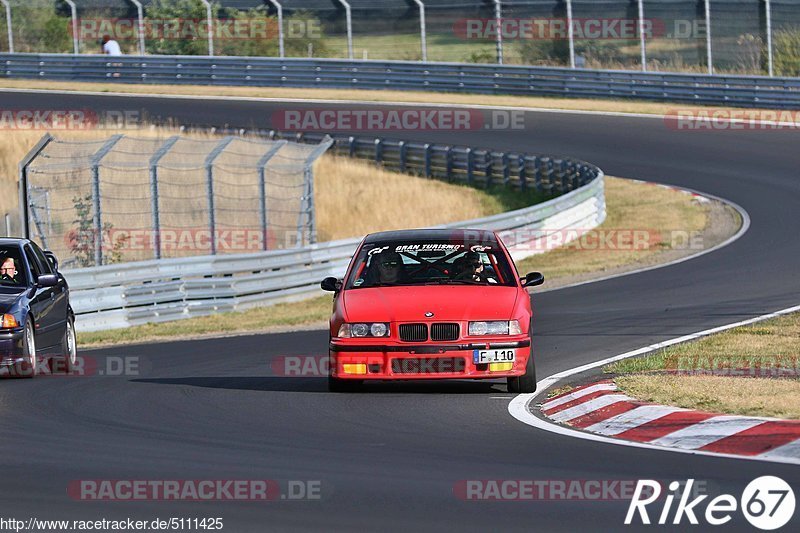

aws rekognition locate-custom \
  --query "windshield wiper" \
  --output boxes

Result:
[423,279,482,285]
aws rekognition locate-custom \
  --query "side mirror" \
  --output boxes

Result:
[44,250,59,272]
[321,277,342,292]
[36,274,59,288]
[522,272,545,287]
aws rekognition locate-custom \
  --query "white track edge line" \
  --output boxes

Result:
[508,303,800,466]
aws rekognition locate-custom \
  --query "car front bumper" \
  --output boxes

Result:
[329,338,531,380]
[0,328,26,368]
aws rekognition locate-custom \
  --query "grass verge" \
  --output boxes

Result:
[0,79,784,117]
[78,176,717,347]
[604,312,800,419]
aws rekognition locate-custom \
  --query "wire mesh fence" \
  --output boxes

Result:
[1,1,798,75]
[19,133,331,268]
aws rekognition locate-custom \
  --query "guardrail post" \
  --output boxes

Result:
[204,137,235,255]
[484,151,493,188]
[375,138,383,164]
[257,141,287,250]
[423,144,432,177]
[398,141,407,172]
[90,135,123,266]
[348,136,356,157]
[518,155,527,191]
[445,146,454,179]
[149,136,180,259]
[268,0,285,58]
[466,148,474,185]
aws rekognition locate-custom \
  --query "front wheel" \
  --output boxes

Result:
[21,321,38,378]
[507,352,536,393]
[61,317,77,374]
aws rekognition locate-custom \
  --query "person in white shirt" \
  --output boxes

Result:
[101,35,122,56]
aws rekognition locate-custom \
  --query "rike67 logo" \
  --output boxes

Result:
[626,477,795,530]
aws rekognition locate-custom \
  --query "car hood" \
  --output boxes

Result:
[341,285,519,322]
[0,288,25,314]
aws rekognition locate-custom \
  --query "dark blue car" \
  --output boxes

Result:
[0,238,76,377]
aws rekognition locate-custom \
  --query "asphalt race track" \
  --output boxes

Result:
[1,90,799,531]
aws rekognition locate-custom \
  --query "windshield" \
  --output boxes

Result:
[0,245,27,286]
[346,239,517,289]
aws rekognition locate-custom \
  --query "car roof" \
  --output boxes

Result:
[0,238,30,248]
[363,229,499,245]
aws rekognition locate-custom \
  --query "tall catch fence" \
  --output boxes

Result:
[19,133,332,268]
[1,0,799,75]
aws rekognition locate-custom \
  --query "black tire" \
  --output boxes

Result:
[328,375,363,393]
[20,320,37,378]
[61,316,77,374]
[508,351,536,394]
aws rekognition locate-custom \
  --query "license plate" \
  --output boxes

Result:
[473,349,516,364]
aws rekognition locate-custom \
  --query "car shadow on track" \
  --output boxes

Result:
[131,376,507,394]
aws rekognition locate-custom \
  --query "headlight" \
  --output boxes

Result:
[337,322,390,338]
[468,320,521,336]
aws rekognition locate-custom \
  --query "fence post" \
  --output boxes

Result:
[201,0,215,56]
[765,0,774,76]
[18,134,53,240]
[1,0,13,53]
[493,0,503,65]
[297,136,333,246]
[566,0,575,68]
[337,0,354,60]
[267,0,285,58]
[256,140,287,251]
[64,0,79,54]
[128,0,146,55]
[413,0,427,61]
[4,213,9,236]
[149,136,180,259]
[637,0,647,71]
[90,135,123,266]
[704,0,713,74]
[204,137,235,255]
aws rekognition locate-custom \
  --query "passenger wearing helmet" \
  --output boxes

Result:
[454,251,496,283]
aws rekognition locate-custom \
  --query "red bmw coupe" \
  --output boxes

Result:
[321,229,544,392]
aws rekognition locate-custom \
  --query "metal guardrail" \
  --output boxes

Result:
[65,166,605,332]
[2,54,799,109]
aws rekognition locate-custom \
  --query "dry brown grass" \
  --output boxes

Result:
[517,178,708,279]
[0,79,788,117]
[608,313,800,418]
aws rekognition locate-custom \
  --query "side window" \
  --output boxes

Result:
[24,245,43,279]
[30,243,53,275]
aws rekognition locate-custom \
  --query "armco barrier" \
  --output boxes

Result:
[66,173,605,332]
[2,54,799,109]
